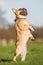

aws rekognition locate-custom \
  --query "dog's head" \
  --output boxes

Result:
[12,8,28,18]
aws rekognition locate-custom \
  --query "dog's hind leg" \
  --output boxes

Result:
[13,46,21,62]
[21,46,27,61]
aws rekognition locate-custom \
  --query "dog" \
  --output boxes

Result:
[12,8,35,61]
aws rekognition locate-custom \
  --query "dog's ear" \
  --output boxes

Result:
[12,8,17,13]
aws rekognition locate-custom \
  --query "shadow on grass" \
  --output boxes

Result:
[0,59,12,62]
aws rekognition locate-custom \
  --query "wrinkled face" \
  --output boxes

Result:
[12,8,28,18]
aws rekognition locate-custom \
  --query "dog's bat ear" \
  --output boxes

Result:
[12,8,17,13]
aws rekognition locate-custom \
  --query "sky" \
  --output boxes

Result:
[0,0,43,27]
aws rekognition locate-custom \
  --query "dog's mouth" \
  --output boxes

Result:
[19,8,28,16]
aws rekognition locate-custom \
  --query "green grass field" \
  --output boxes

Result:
[0,41,43,65]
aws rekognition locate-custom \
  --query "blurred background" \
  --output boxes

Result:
[0,0,43,45]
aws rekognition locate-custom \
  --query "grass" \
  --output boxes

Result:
[0,41,43,65]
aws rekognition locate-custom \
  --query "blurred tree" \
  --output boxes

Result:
[0,8,9,29]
